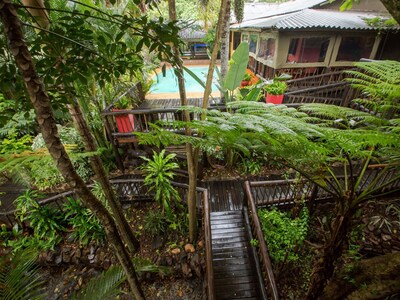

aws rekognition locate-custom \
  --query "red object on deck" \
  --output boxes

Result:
[266,94,284,104]
[114,110,135,133]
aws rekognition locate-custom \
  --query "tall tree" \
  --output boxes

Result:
[220,0,231,81]
[22,0,140,256]
[0,2,144,298]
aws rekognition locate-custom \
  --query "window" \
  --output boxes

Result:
[242,34,249,43]
[287,37,330,63]
[258,37,276,62]
[249,34,258,54]
[336,36,375,61]
[233,32,241,50]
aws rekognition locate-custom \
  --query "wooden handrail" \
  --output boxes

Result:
[244,181,279,300]
[286,70,345,85]
[202,189,215,300]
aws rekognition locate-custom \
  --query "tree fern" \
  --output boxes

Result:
[346,60,400,118]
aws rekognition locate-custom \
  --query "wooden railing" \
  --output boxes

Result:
[0,178,215,298]
[246,166,400,208]
[286,71,348,91]
[244,181,279,300]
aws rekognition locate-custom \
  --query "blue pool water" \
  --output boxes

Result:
[150,66,219,94]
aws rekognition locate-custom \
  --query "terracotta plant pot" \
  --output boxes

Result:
[114,110,135,133]
[266,93,284,104]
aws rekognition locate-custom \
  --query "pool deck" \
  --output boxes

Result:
[146,90,221,100]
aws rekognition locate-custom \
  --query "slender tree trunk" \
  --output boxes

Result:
[306,204,353,299]
[68,103,140,254]
[0,2,144,298]
[168,0,198,241]
[202,0,228,110]
[220,0,231,81]
[380,0,400,24]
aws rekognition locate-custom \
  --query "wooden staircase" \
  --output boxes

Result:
[211,210,264,299]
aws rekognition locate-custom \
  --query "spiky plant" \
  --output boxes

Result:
[346,60,400,118]
[140,150,181,217]
[0,248,45,300]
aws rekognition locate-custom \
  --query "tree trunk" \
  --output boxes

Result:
[68,103,140,254]
[321,252,400,300]
[380,0,400,24]
[306,205,353,299]
[202,0,228,110]
[220,0,231,81]
[168,0,198,242]
[0,2,144,298]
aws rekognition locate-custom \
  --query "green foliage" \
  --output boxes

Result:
[63,197,105,246]
[224,42,250,92]
[31,125,84,151]
[264,81,287,95]
[71,256,171,300]
[346,60,400,119]
[143,210,166,236]
[240,157,263,175]
[233,0,245,23]
[0,248,45,300]
[12,190,65,250]
[70,265,125,300]
[258,207,309,263]
[0,134,32,154]
[243,73,252,81]
[141,150,181,218]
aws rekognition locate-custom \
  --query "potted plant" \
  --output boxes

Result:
[264,80,287,104]
[241,73,252,87]
[113,97,135,133]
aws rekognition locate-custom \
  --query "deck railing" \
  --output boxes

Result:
[244,181,279,300]
[247,167,400,208]
[0,178,215,298]
[286,70,348,91]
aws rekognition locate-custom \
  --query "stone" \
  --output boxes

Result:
[367,223,375,232]
[181,262,192,277]
[171,248,181,255]
[184,243,195,253]
[382,234,392,242]
[197,240,204,249]
[55,255,62,265]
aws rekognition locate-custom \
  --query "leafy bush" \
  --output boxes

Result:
[32,125,84,151]
[12,190,65,250]
[258,207,309,263]
[143,210,166,236]
[0,134,32,154]
[141,150,181,218]
[63,197,105,246]
[240,157,263,175]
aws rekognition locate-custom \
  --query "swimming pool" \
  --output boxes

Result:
[150,66,219,94]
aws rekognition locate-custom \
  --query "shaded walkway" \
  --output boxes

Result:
[205,180,266,299]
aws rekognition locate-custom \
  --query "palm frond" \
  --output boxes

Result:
[70,265,124,300]
[0,248,45,300]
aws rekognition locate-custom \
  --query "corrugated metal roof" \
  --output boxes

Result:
[231,9,395,31]
[231,0,329,23]
[179,28,206,41]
